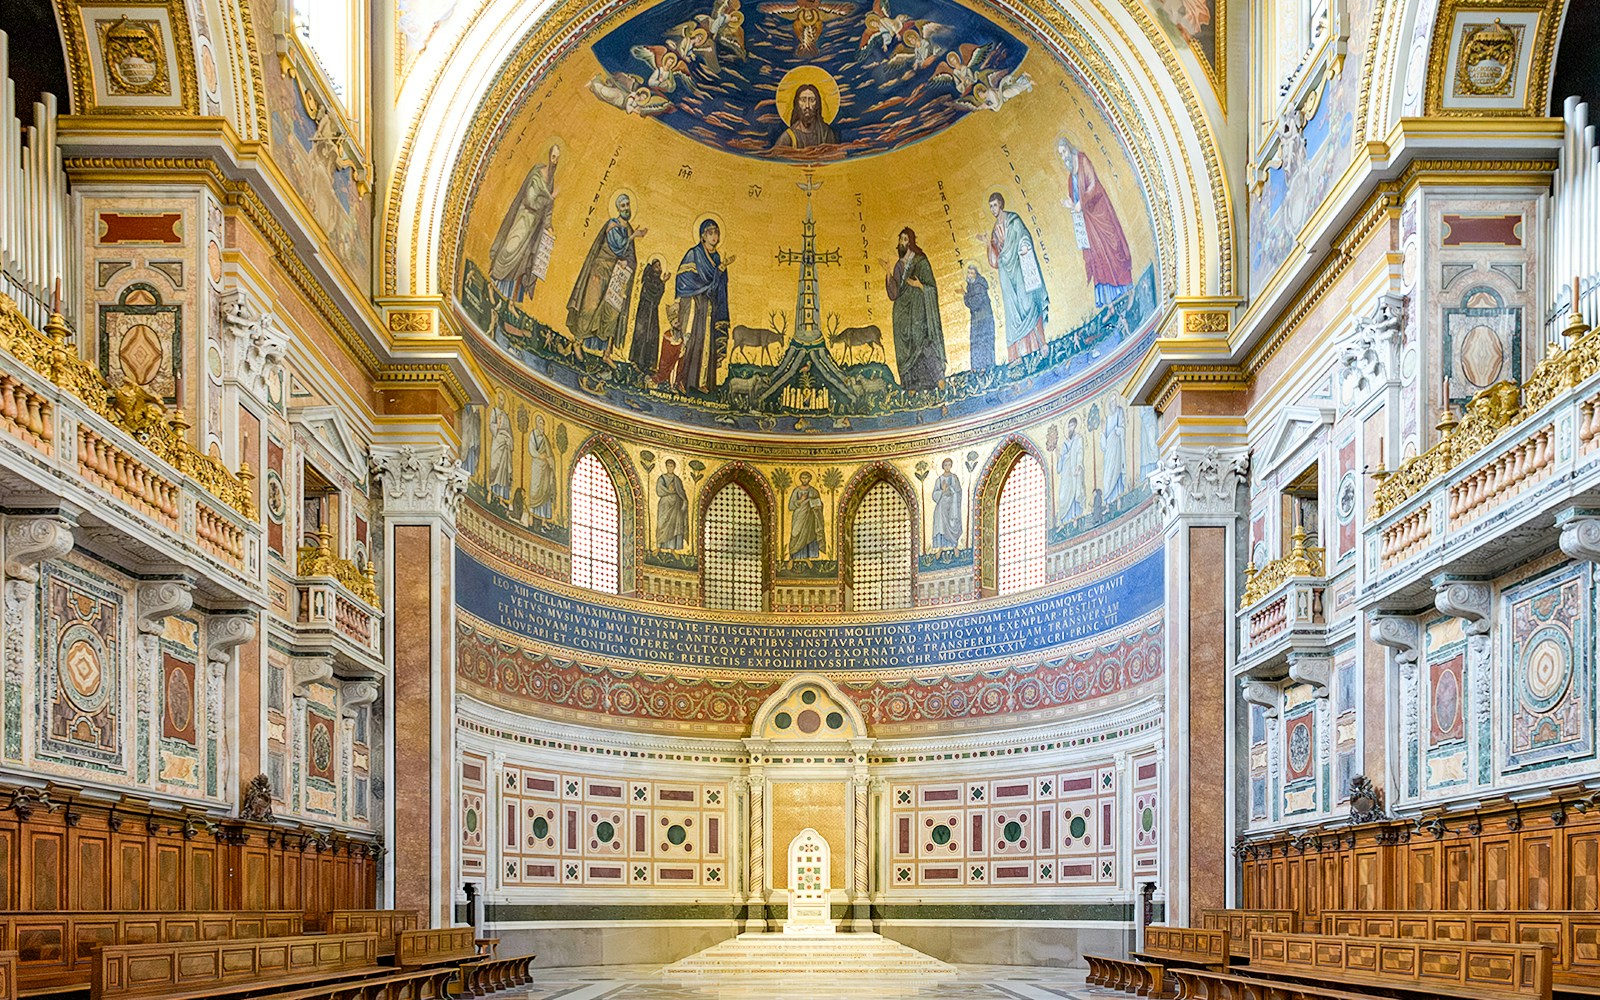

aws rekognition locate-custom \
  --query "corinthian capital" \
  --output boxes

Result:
[1150,446,1249,520]
[370,445,469,520]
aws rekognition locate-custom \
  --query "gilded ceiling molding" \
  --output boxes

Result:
[221,0,271,140]
[56,0,201,117]
[1422,0,1561,117]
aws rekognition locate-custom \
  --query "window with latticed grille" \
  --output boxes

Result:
[850,481,913,611]
[570,453,620,594]
[704,485,763,611]
[996,455,1046,595]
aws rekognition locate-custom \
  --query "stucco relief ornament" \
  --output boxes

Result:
[1347,774,1384,824]
[239,773,275,823]
[370,445,469,518]
[220,291,287,401]
[1455,19,1519,98]
[1150,447,1249,519]
[1337,296,1403,401]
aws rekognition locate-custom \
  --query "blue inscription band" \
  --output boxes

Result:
[456,546,1163,671]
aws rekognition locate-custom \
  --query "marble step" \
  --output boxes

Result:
[663,932,955,978]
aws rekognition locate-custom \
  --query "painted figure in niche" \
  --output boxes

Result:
[488,143,560,302]
[568,193,648,365]
[1102,398,1126,505]
[789,470,826,559]
[963,264,995,375]
[461,404,482,475]
[630,257,667,377]
[656,301,687,390]
[774,82,839,150]
[931,457,963,550]
[527,414,556,520]
[985,193,1048,361]
[487,393,515,500]
[881,227,946,393]
[1057,137,1132,307]
[676,219,734,395]
[1056,416,1085,522]
[656,458,689,550]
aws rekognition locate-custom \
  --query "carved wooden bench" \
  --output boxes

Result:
[458,952,535,996]
[0,911,304,996]
[1198,910,1299,959]
[91,933,383,1000]
[1321,910,1600,996]
[394,929,476,970]
[318,913,421,960]
[1087,926,1230,997]
[1222,932,1554,1000]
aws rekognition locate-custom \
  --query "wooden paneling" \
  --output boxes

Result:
[92,933,379,1000]
[1141,926,1229,967]
[394,928,476,968]
[1248,932,1551,1000]
[1322,910,1600,991]
[0,781,377,920]
[1241,797,1600,926]
[1199,910,1298,957]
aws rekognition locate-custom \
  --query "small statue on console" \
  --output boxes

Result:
[240,773,275,823]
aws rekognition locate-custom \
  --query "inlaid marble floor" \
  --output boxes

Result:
[510,964,1104,1000]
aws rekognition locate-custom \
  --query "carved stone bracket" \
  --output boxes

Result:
[290,654,334,695]
[1433,577,1491,635]
[1241,678,1281,718]
[1150,446,1251,520]
[206,613,257,667]
[340,679,381,719]
[370,445,468,522]
[1337,294,1404,403]
[1287,652,1332,695]
[3,514,76,584]
[135,579,194,637]
[1369,614,1421,665]
[1557,508,1600,563]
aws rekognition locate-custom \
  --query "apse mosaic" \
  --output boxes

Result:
[457,0,1158,435]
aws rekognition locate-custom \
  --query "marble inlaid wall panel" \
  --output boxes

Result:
[496,764,731,889]
[887,762,1120,888]
[1424,616,1470,792]
[36,556,129,776]
[1502,561,1594,777]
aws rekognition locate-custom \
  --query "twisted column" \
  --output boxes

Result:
[744,773,766,927]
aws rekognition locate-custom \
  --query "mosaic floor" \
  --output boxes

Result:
[513,964,1103,1000]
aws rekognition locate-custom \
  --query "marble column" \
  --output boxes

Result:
[371,444,467,924]
[1150,445,1248,922]
[1370,614,1422,804]
[1,512,77,764]
[1432,577,1492,788]
[744,770,768,930]
[850,772,870,929]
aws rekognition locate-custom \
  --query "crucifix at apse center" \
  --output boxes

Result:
[756,170,855,413]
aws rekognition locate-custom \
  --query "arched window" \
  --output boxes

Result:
[996,455,1046,595]
[704,484,763,611]
[293,0,365,116]
[570,453,620,594]
[850,481,913,611]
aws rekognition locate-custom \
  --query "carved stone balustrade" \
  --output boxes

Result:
[0,297,261,600]
[1362,318,1600,609]
[1238,528,1328,674]
[287,528,384,668]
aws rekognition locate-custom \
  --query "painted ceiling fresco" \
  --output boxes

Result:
[457,0,1159,436]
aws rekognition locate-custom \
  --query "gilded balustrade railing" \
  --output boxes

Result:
[1241,527,1325,608]
[297,526,381,608]
[1369,299,1598,521]
[0,294,256,520]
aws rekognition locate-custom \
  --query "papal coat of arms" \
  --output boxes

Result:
[1454,18,1520,98]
